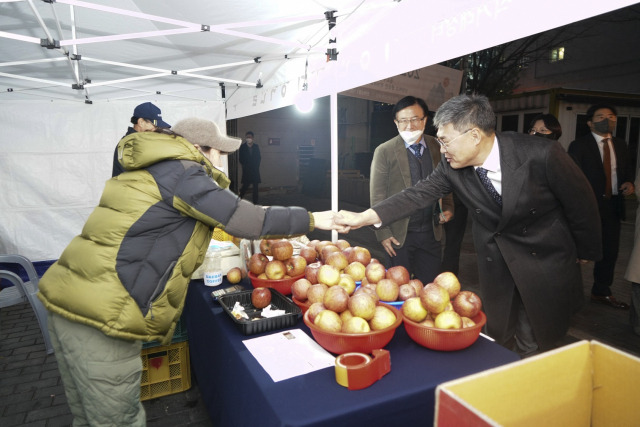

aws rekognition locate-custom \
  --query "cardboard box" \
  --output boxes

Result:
[435,340,640,427]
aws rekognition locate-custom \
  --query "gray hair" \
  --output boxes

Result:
[433,94,496,133]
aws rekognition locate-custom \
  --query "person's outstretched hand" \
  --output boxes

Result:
[312,211,351,233]
[334,209,381,230]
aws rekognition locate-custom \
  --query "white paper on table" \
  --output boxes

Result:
[243,328,335,382]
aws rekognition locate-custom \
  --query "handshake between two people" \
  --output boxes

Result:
[311,209,382,233]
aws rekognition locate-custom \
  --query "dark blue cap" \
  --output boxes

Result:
[133,102,170,128]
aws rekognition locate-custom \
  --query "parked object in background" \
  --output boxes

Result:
[0,254,53,354]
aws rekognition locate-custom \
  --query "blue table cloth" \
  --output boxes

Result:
[184,278,519,427]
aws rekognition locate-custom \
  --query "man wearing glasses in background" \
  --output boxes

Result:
[369,96,453,285]
[339,94,601,357]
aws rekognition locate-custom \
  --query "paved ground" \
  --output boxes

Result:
[1,188,638,426]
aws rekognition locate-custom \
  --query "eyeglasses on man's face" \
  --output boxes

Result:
[436,128,473,150]
[395,116,426,127]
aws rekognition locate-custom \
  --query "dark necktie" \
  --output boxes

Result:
[476,167,502,206]
[602,138,612,199]
[410,144,422,159]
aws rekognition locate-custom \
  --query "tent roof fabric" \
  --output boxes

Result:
[1,0,637,118]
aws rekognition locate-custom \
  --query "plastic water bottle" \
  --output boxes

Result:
[203,249,223,287]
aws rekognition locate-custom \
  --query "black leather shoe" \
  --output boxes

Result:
[591,294,630,309]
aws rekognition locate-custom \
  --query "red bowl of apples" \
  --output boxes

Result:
[303,303,403,354]
[402,311,486,351]
[248,272,305,295]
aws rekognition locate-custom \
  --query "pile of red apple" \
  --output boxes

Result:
[248,239,307,280]
[401,272,483,330]
[286,239,483,333]
[290,239,400,334]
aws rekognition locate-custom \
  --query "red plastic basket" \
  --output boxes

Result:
[402,311,486,351]
[248,272,304,295]
[303,303,403,354]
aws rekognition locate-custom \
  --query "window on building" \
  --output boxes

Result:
[550,47,565,63]
[501,115,519,132]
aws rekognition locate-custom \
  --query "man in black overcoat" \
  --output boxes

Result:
[239,131,261,204]
[336,94,602,357]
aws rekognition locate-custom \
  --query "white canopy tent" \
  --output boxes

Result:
[1,0,637,260]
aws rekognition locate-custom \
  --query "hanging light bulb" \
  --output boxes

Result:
[295,85,314,113]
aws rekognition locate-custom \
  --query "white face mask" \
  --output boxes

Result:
[399,130,423,144]
[246,138,253,144]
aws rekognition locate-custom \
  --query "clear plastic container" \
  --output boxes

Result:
[203,249,223,286]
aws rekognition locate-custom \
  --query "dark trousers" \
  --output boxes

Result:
[240,181,259,204]
[631,282,640,335]
[592,196,621,296]
[387,230,441,285]
[441,199,468,275]
[503,287,539,358]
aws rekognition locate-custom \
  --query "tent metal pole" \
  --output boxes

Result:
[0,31,40,44]
[0,71,67,87]
[182,60,257,73]
[57,28,200,46]
[81,57,168,73]
[330,92,338,242]
[0,58,67,68]
[25,0,56,45]
[84,73,172,88]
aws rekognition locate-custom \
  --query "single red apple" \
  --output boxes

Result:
[307,302,325,323]
[408,279,424,296]
[265,260,286,280]
[386,265,410,286]
[320,244,340,263]
[434,271,461,299]
[365,261,386,284]
[344,261,366,282]
[314,241,334,258]
[323,285,349,313]
[420,283,450,314]
[226,267,243,284]
[292,278,312,301]
[376,278,399,301]
[270,239,294,261]
[325,251,348,271]
[452,290,482,318]
[398,283,417,301]
[286,255,307,277]
[334,239,351,250]
[259,239,277,256]
[251,287,271,309]
[347,246,371,266]
[299,246,318,264]
[307,283,329,304]
[342,246,354,261]
[305,261,322,284]
[248,253,268,275]
[317,264,340,287]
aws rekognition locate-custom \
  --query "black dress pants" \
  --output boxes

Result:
[240,181,259,204]
[592,196,621,296]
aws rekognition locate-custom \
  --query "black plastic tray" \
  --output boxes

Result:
[217,288,301,335]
